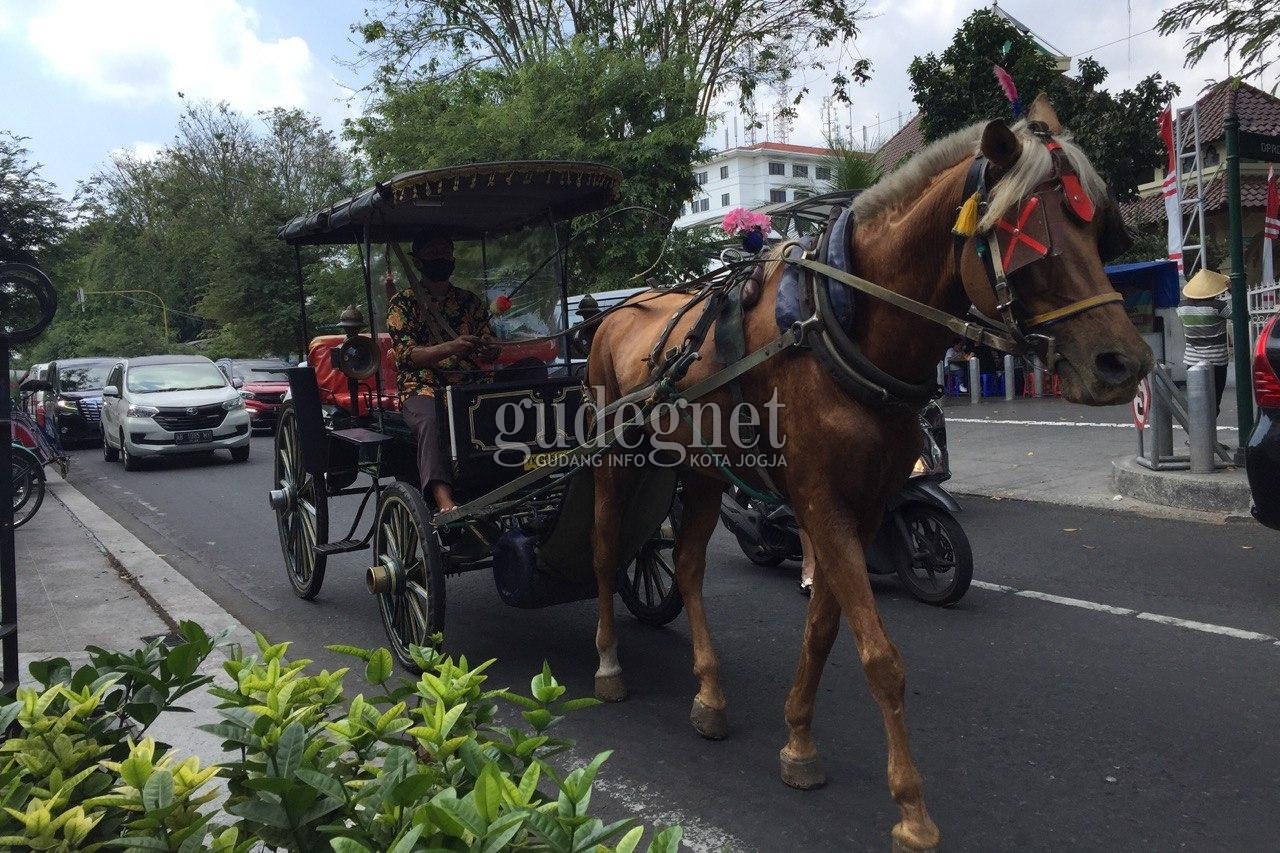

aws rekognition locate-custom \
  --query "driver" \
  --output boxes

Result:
[387,232,496,513]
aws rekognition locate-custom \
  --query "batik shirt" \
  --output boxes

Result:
[386,285,491,400]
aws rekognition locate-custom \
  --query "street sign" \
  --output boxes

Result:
[1239,131,1280,162]
[1132,377,1151,430]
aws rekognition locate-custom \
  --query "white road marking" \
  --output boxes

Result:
[971,580,1278,644]
[948,417,1239,432]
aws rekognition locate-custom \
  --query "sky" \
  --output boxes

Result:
[0,0,1242,200]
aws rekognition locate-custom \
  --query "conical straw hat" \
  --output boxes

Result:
[1182,268,1229,299]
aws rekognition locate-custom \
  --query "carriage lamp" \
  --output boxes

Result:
[338,305,366,335]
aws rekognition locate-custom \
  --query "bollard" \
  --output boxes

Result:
[1003,354,1016,401]
[1187,362,1216,474]
[1032,357,1045,397]
[1150,375,1174,464]
[968,357,981,404]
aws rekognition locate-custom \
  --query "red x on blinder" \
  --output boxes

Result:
[994,195,1052,274]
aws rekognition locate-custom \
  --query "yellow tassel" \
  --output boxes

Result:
[952,192,981,237]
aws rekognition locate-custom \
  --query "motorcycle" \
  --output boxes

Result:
[718,401,973,606]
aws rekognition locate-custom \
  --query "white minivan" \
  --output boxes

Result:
[100,355,251,470]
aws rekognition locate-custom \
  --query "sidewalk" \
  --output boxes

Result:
[13,471,252,763]
[938,394,1254,521]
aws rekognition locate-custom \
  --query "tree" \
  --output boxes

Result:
[0,132,65,263]
[353,0,870,119]
[1157,0,1279,90]
[820,137,881,193]
[349,44,710,292]
[907,10,1179,200]
[29,101,361,361]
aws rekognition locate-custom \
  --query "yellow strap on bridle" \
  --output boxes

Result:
[1025,291,1124,329]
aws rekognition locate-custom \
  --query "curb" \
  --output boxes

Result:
[1110,456,1254,517]
[45,471,257,652]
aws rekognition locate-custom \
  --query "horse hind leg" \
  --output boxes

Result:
[671,472,730,740]
[807,520,941,851]
[780,560,841,790]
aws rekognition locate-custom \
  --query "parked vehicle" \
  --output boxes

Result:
[17,362,50,430]
[718,401,974,605]
[216,358,292,432]
[100,355,251,470]
[10,378,69,528]
[44,357,118,446]
[1246,314,1280,530]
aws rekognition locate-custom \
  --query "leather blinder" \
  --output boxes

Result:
[994,195,1053,274]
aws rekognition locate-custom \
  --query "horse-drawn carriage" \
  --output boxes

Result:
[271,161,681,669]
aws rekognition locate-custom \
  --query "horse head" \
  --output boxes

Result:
[953,94,1153,405]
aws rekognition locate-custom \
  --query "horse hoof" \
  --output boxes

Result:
[689,697,728,740]
[779,749,827,790]
[891,821,941,852]
[595,674,627,702]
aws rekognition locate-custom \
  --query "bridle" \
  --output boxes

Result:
[953,121,1125,367]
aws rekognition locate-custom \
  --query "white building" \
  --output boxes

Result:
[673,142,835,230]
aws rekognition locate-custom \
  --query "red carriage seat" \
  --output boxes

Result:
[309,334,401,415]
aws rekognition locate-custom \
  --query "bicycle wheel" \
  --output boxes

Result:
[0,263,57,344]
[11,447,46,529]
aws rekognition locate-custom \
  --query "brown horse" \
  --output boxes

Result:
[586,96,1152,850]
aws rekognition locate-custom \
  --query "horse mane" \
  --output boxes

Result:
[853,119,1108,230]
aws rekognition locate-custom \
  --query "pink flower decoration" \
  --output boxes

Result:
[720,207,772,237]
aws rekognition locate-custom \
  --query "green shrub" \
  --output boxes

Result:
[0,622,680,852]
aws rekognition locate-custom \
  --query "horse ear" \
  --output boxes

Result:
[1027,93,1064,134]
[980,121,1021,170]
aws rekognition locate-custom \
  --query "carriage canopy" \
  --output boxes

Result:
[279,161,624,246]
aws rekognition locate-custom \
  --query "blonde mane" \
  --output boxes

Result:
[853,120,1108,230]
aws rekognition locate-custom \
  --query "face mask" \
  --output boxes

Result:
[415,258,455,282]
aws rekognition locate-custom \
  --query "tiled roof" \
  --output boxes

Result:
[1190,81,1280,144]
[873,113,924,172]
[743,142,834,156]
[1121,172,1271,226]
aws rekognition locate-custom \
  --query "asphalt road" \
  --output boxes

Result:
[66,439,1280,852]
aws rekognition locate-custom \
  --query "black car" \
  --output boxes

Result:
[1246,315,1280,529]
[46,357,120,446]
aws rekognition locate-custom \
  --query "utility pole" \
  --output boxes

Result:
[81,288,171,343]
[1224,85,1254,433]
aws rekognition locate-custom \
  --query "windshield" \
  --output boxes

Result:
[231,360,291,382]
[59,363,113,391]
[452,226,562,342]
[127,363,229,393]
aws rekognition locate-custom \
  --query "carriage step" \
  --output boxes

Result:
[314,539,367,556]
[331,427,393,446]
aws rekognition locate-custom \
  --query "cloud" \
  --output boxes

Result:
[109,141,164,163]
[24,0,313,112]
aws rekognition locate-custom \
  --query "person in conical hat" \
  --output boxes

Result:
[1176,268,1232,416]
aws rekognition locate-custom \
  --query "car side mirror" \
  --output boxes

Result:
[231,377,244,389]
[101,385,120,398]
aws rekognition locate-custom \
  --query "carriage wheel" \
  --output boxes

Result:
[371,482,445,672]
[273,403,328,600]
[618,513,684,626]
[11,449,46,529]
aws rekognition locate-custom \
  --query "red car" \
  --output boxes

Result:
[1246,314,1280,529]
[216,359,291,432]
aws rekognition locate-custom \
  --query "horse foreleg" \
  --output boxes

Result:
[813,522,941,852]
[673,472,729,739]
[592,459,628,702]
[780,564,841,789]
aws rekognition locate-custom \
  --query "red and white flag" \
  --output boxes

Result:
[1158,107,1184,273]
[1263,164,1278,291]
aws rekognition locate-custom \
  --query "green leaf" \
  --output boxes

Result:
[522,807,572,849]
[390,772,436,807]
[646,826,684,853]
[165,643,201,680]
[228,796,292,829]
[474,763,502,824]
[387,824,425,853]
[276,720,305,778]
[296,768,346,801]
[329,838,374,853]
[480,812,528,853]
[516,762,541,805]
[615,825,645,853]
[365,647,394,685]
[141,768,174,811]
[326,644,374,662]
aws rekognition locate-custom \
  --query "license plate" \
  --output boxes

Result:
[174,430,213,445]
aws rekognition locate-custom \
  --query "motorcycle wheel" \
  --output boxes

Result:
[894,503,973,607]
[741,541,785,567]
